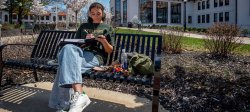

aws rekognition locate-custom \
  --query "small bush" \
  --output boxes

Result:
[33,24,56,33]
[1,23,15,30]
[160,29,184,54]
[204,23,242,58]
[241,29,249,37]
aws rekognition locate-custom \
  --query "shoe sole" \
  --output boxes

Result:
[69,100,91,112]
[82,100,91,110]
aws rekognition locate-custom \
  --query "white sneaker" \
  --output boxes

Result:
[56,109,68,112]
[68,92,91,112]
[56,105,70,112]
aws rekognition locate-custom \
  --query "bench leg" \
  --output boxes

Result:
[0,48,3,86]
[152,72,161,112]
[0,66,3,86]
[33,68,39,82]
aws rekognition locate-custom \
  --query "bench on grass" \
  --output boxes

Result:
[0,30,162,112]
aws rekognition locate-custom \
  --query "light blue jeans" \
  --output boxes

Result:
[48,44,101,109]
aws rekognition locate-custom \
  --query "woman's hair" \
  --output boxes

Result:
[88,2,106,23]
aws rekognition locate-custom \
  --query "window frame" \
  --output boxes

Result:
[198,2,201,10]
[206,0,210,9]
[202,1,205,10]
[198,15,201,23]
[188,16,192,24]
[41,16,44,20]
[219,12,223,22]
[225,0,229,5]
[206,14,210,23]
[214,13,217,22]
[202,15,205,23]
[219,0,223,7]
[46,16,49,20]
[225,12,229,22]
[214,0,218,7]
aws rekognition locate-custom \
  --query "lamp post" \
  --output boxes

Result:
[183,0,187,32]
[55,4,58,30]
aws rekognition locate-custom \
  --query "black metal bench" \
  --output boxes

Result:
[0,30,162,112]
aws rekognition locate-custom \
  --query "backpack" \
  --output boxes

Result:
[128,53,154,76]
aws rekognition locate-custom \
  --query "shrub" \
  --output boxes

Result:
[33,24,56,33]
[1,23,15,30]
[204,23,242,58]
[160,28,184,54]
[241,29,249,37]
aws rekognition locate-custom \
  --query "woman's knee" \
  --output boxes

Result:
[59,44,82,56]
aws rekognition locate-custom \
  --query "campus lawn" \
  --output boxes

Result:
[116,28,250,56]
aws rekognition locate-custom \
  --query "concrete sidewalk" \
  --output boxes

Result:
[0,82,166,112]
[118,27,250,44]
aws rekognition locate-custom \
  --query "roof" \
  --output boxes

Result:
[58,12,66,16]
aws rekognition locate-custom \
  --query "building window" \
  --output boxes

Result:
[225,12,229,22]
[206,14,210,23]
[140,0,153,23]
[214,0,218,7]
[225,0,229,5]
[219,12,223,22]
[115,0,121,24]
[219,0,223,6]
[30,15,33,20]
[202,15,205,23]
[214,13,217,22]
[0,12,2,20]
[198,15,200,23]
[53,16,56,22]
[123,0,127,24]
[188,16,192,24]
[156,1,168,23]
[13,15,17,19]
[4,15,8,22]
[171,2,181,24]
[41,16,44,20]
[198,2,201,10]
[202,1,205,9]
[206,0,210,9]
[46,16,49,20]
[24,15,28,20]
[59,16,62,21]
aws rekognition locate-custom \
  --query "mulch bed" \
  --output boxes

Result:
[0,37,249,111]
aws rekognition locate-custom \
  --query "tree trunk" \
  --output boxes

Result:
[75,11,78,30]
[8,0,14,24]
[18,6,23,25]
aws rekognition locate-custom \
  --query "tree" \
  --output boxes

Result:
[0,0,7,9]
[4,0,14,24]
[30,0,46,24]
[63,0,95,29]
[14,0,33,25]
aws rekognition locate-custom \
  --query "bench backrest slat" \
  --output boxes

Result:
[130,35,136,52]
[31,30,76,60]
[113,34,162,64]
[31,31,162,65]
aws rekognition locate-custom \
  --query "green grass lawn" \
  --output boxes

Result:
[116,28,250,56]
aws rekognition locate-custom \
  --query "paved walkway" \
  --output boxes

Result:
[118,27,250,44]
[0,82,166,112]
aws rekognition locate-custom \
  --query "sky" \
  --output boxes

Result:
[97,0,110,11]
[47,0,110,12]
